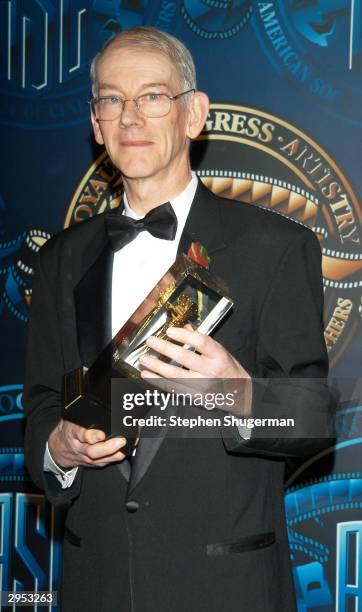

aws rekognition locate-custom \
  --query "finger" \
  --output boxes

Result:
[144,336,208,373]
[139,354,201,379]
[67,423,105,444]
[139,371,200,402]
[140,369,162,379]
[82,437,127,461]
[139,374,206,403]
[85,450,127,467]
[166,327,220,358]
[140,373,183,395]
[61,421,88,444]
[83,428,107,444]
[164,377,203,396]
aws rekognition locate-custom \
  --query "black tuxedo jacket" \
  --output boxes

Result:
[24,180,333,612]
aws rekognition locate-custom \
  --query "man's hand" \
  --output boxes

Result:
[140,326,249,379]
[48,420,128,469]
[139,326,252,416]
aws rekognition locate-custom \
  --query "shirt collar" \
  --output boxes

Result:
[123,173,198,233]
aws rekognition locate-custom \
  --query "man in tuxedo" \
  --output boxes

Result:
[25,27,333,612]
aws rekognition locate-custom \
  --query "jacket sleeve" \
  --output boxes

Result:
[24,248,83,506]
[222,228,335,458]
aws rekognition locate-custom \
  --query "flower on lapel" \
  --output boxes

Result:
[187,242,210,270]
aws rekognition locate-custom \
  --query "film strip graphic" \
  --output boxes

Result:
[0,229,50,321]
[0,449,25,483]
[285,473,362,563]
[197,169,319,225]
[285,405,362,564]
[181,0,253,39]
[197,170,362,293]
[288,527,330,565]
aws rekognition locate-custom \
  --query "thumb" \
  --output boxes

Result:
[85,428,106,444]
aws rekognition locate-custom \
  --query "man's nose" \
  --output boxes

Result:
[118,99,144,127]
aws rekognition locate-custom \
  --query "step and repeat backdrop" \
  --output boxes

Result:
[0,1,361,610]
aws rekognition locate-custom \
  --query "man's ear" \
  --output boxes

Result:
[186,91,209,140]
[91,111,105,145]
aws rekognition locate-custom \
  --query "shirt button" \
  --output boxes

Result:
[125,500,139,513]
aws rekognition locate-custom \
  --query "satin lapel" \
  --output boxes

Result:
[177,178,226,260]
[127,402,177,495]
[74,244,113,368]
[127,179,227,494]
[73,203,129,367]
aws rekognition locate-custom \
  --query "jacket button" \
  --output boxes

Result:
[126,500,139,513]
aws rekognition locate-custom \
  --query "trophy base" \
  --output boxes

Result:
[63,367,138,457]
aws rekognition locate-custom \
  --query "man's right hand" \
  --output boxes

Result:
[48,419,128,469]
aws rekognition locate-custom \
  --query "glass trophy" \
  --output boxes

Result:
[62,253,233,451]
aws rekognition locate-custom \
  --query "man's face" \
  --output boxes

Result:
[92,46,193,181]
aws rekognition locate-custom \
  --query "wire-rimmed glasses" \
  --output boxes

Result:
[90,89,195,121]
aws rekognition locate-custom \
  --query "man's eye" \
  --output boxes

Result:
[98,96,121,105]
[145,93,162,102]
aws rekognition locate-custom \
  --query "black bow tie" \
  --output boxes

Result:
[105,202,178,252]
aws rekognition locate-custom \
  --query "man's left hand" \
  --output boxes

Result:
[139,326,249,380]
[139,327,252,417]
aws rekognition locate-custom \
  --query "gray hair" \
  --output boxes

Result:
[90,26,197,98]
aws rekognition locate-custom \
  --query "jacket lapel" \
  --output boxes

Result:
[74,245,113,368]
[177,178,226,260]
[127,399,177,495]
[127,179,227,494]
[73,201,128,367]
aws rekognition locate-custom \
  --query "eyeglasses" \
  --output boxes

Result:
[90,89,195,121]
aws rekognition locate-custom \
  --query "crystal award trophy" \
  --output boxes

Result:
[62,253,233,452]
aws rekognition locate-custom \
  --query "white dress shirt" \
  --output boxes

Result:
[111,174,197,336]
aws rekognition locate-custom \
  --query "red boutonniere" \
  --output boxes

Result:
[187,242,211,270]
